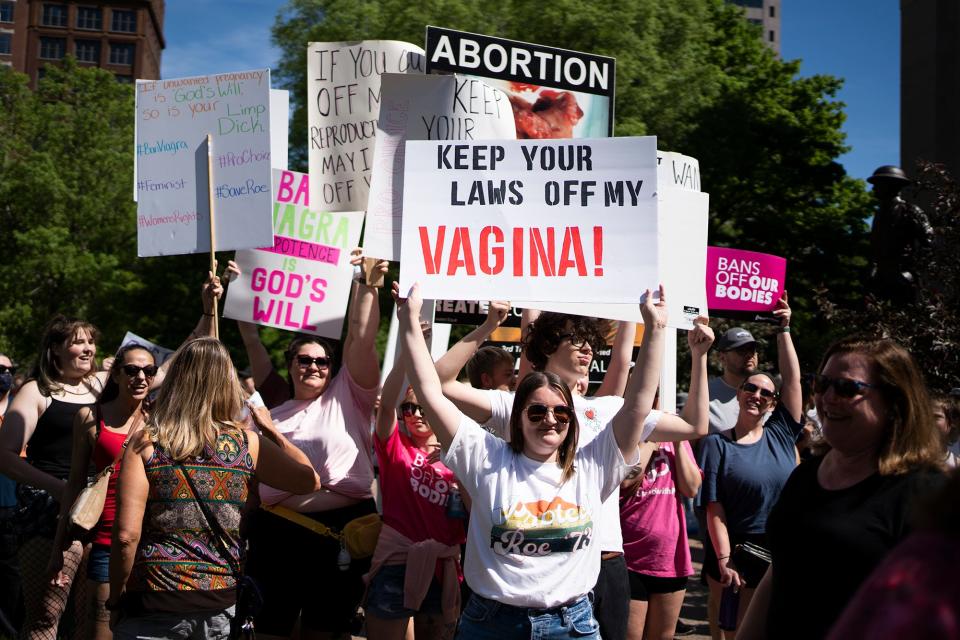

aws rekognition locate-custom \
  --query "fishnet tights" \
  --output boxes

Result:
[19,539,88,640]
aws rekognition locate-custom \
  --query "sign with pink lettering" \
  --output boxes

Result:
[706,247,786,321]
[223,169,364,337]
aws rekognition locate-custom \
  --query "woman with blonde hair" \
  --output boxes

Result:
[106,337,320,639]
[739,335,945,640]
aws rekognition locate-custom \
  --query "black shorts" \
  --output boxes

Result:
[244,500,376,636]
[627,571,688,601]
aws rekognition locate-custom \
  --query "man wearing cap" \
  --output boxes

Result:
[707,328,759,434]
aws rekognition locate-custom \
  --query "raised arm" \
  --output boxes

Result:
[595,321,637,398]
[612,286,668,459]
[0,382,65,497]
[773,294,802,423]
[516,307,540,382]
[674,441,702,499]
[343,252,388,389]
[376,353,408,443]
[647,319,714,442]
[394,283,463,451]
[434,300,509,424]
[237,321,274,387]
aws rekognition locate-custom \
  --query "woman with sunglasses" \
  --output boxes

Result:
[738,336,944,640]
[364,334,466,640]
[237,252,388,640]
[394,281,667,640]
[696,296,802,639]
[36,344,156,640]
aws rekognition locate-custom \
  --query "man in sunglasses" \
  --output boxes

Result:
[708,328,762,435]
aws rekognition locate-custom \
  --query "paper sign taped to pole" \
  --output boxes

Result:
[307,40,425,212]
[135,70,274,257]
[362,73,517,260]
[223,169,364,338]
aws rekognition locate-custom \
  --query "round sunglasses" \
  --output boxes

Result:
[525,403,574,424]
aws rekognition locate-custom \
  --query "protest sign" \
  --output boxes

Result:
[223,169,364,338]
[270,89,289,170]
[307,40,425,212]
[658,152,700,192]
[425,26,615,138]
[434,300,523,327]
[362,73,517,260]
[399,136,658,304]
[706,247,786,323]
[135,70,274,257]
[120,332,175,366]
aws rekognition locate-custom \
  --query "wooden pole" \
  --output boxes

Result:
[206,133,219,339]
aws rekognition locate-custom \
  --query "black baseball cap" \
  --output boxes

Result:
[717,328,757,352]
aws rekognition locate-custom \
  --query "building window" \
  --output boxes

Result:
[769,30,775,42]
[748,18,761,26]
[39,36,66,59]
[41,4,67,27]
[111,9,136,33]
[0,33,11,55]
[769,5,776,18]
[109,41,134,65]
[115,74,132,83]
[0,2,14,23]
[76,6,102,30]
[75,39,100,63]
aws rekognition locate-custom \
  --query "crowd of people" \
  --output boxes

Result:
[0,255,957,640]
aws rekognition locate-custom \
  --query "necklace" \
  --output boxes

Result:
[59,379,92,396]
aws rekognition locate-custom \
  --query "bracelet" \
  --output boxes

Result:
[718,555,730,561]
[202,312,214,317]
[777,326,790,333]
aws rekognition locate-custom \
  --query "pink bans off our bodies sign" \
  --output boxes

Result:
[706,247,786,317]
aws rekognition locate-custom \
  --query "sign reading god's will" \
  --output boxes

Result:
[223,170,363,338]
[135,70,273,257]
[399,137,658,303]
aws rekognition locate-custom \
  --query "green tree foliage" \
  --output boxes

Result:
[273,0,874,373]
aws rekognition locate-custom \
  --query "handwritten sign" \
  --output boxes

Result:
[135,70,274,257]
[706,247,786,322]
[362,73,517,260]
[399,137,658,303]
[307,40,424,212]
[223,169,364,338]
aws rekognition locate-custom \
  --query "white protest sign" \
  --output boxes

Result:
[270,89,289,170]
[399,137,657,303]
[223,169,364,338]
[657,151,700,192]
[307,40,424,212]
[120,332,175,366]
[363,73,517,260]
[135,70,274,257]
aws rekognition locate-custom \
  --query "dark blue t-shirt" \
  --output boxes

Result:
[697,403,803,535]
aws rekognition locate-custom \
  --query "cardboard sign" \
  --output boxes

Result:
[120,332,175,366]
[362,73,517,260]
[706,247,786,322]
[425,26,615,138]
[223,169,364,338]
[399,137,658,303]
[307,40,425,212]
[135,70,274,257]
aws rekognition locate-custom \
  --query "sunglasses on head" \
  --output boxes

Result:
[740,381,777,399]
[121,364,158,378]
[400,402,424,417]
[296,355,331,369]
[805,373,880,398]
[0,365,16,375]
[525,403,574,424]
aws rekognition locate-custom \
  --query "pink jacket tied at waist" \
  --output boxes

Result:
[364,523,461,623]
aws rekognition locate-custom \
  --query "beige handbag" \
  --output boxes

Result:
[68,410,140,531]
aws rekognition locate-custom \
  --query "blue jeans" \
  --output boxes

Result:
[457,594,599,640]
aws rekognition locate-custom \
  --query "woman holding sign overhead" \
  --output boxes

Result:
[237,251,388,640]
[394,280,666,640]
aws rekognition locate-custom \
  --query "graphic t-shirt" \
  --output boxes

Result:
[443,416,638,608]
[620,441,698,577]
[260,366,377,506]
[376,426,466,547]
[483,389,661,553]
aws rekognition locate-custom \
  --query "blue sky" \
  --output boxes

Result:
[160,0,898,182]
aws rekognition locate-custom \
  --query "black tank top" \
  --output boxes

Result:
[26,398,93,480]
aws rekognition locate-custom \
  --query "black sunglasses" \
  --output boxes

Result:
[805,373,880,399]
[0,365,16,375]
[121,364,159,378]
[400,402,424,417]
[296,355,331,369]
[525,403,574,424]
[741,381,777,399]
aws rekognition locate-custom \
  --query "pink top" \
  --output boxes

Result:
[91,424,127,547]
[260,366,377,506]
[375,426,466,547]
[620,441,698,578]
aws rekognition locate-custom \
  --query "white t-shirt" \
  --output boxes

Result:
[482,390,661,553]
[444,416,639,608]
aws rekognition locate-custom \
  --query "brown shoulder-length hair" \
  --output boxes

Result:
[32,315,100,397]
[818,335,943,475]
[509,371,579,482]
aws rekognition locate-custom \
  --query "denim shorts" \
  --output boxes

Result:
[365,563,443,619]
[87,544,111,583]
[457,593,599,640]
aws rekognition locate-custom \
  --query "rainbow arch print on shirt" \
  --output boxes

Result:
[491,496,594,556]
